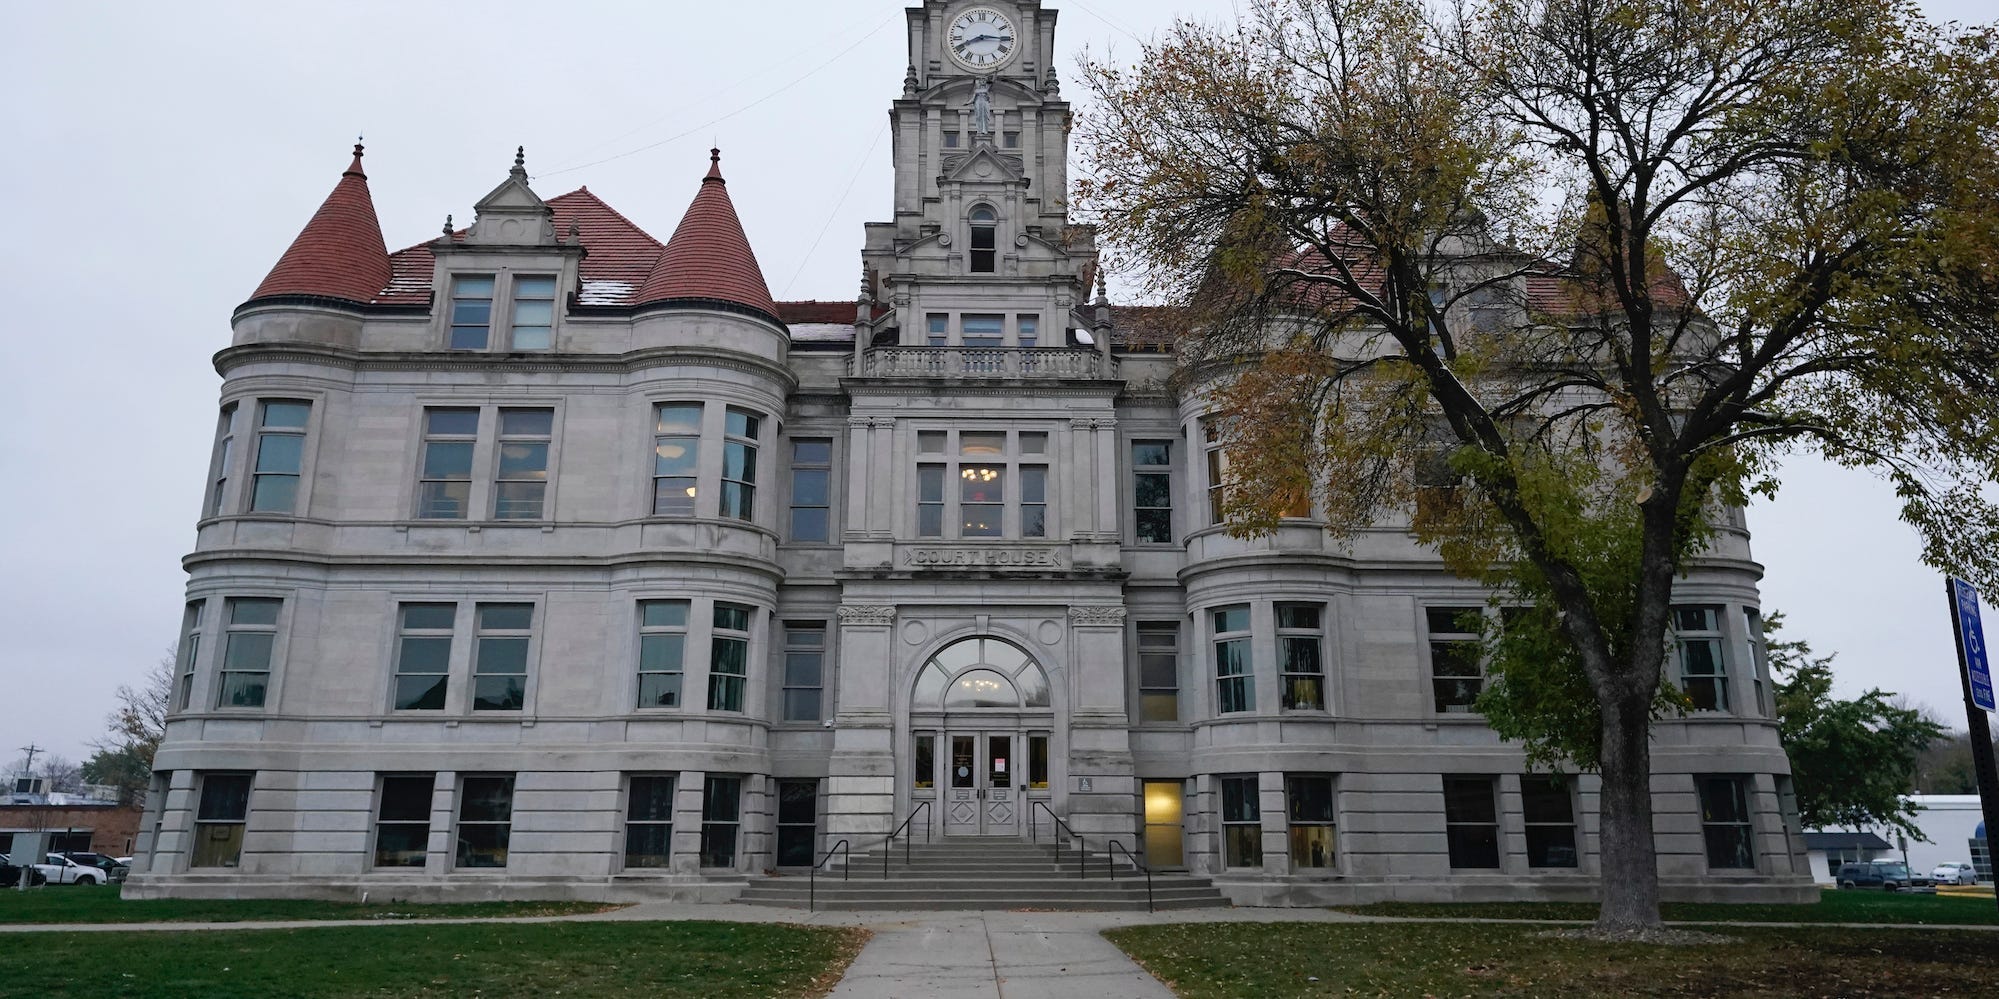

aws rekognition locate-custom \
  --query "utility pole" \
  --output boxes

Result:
[1944,579,1999,919]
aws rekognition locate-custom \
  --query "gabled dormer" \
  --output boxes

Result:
[429,148,585,352]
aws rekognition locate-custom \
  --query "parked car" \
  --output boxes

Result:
[1835,861,1936,892]
[56,851,128,884]
[1931,862,1980,886]
[31,853,108,886]
[1,856,48,887]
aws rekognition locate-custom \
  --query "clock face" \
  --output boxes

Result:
[948,6,1017,71]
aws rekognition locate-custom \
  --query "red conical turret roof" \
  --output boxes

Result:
[635,149,780,322]
[247,143,393,306]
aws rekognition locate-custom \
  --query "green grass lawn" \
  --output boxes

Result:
[1329,887,1999,925]
[0,920,868,999]
[1107,921,1998,998]
[0,884,618,924]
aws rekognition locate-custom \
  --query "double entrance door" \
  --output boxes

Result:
[942,731,1017,836]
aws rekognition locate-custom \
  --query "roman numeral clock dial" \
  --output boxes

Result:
[947,6,1016,71]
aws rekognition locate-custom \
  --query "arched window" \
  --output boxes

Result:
[969,207,997,273]
[913,637,1051,708]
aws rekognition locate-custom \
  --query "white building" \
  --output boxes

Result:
[131,0,1812,906]
[1803,796,1991,883]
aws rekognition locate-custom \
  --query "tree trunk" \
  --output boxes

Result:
[1595,687,1663,930]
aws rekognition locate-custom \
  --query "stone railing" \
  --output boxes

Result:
[857,347,1119,380]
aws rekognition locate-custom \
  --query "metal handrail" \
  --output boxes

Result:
[882,800,932,880]
[1103,839,1155,912]
[808,839,849,913]
[1029,800,1088,881]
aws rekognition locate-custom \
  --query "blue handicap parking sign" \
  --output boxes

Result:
[1952,578,1993,712]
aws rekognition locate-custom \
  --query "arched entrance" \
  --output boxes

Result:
[907,637,1055,837]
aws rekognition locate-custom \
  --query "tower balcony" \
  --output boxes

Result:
[856,346,1119,380]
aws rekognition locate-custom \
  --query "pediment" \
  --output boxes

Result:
[465,154,556,247]
[942,145,1025,185]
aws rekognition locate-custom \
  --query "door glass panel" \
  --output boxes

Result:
[1144,780,1185,867]
[914,733,936,790]
[988,735,1011,788]
[951,736,975,788]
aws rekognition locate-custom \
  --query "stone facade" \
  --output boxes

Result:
[131,0,1814,905]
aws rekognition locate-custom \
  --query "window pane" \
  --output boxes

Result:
[793,440,831,464]
[1133,443,1170,466]
[791,508,829,542]
[428,409,479,436]
[784,652,823,687]
[1213,606,1249,634]
[254,434,303,473]
[960,432,1005,455]
[480,604,533,630]
[713,603,750,631]
[1134,474,1172,508]
[261,402,311,429]
[198,775,252,821]
[629,776,676,821]
[231,598,281,626]
[394,674,447,711]
[380,775,435,822]
[637,673,682,708]
[655,405,702,434]
[791,468,829,506]
[423,441,474,478]
[641,601,688,628]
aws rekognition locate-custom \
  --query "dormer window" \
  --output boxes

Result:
[969,207,997,273]
[509,276,556,349]
[447,273,558,352]
[450,276,495,349]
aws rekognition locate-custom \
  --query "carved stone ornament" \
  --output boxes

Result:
[837,605,897,626]
[1067,606,1128,627]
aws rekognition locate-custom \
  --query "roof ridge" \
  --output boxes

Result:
[547,187,666,250]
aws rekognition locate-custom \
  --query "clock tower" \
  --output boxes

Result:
[860,0,1101,347]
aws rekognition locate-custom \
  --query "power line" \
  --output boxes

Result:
[537,12,900,181]
[781,120,891,299]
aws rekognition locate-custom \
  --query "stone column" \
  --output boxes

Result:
[843,416,870,541]
[826,605,898,848]
[1259,771,1289,877]
[425,770,456,878]
[672,770,706,875]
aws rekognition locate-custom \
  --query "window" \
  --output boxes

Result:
[781,623,825,722]
[789,439,832,542]
[1017,314,1039,348]
[1744,608,1770,717]
[391,603,454,710]
[1443,776,1501,868]
[1003,130,1020,148]
[624,775,675,869]
[1520,775,1579,867]
[962,313,1004,348]
[455,775,514,869]
[1203,420,1226,524]
[943,130,960,148]
[175,601,203,711]
[776,779,817,867]
[1286,775,1336,869]
[914,428,1049,539]
[1426,606,1484,713]
[700,775,741,867]
[373,774,434,868]
[449,275,496,349]
[969,206,996,272]
[1212,605,1253,714]
[192,773,251,868]
[636,600,688,708]
[471,603,532,711]
[492,408,552,519]
[250,400,310,513]
[417,408,479,519]
[1028,734,1049,789]
[1221,776,1262,868]
[913,733,936,790]
[720,409,761,522]
[708,603,751,712]
[1674,605,1729,711]
[1467,283,1508,332]
[1136,622,1180,722]
[652,404,702,516]
[1415,426,1463,522]
[911,637,1052,709]
[217,597,280,708]
[927,313,949,347]
[1278,603,1325,710]
[1698,776,1755,869]
[1133,441,1173,543]
[508,275,556,350]
[209,403,237,517]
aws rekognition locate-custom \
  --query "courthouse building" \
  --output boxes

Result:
[132,1,1813,904]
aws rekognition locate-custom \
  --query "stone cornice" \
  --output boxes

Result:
[213,342,798,391]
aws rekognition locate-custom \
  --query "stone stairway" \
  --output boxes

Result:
[735,836,1230,911]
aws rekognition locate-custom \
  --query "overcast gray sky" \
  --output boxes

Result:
[1,1,1992,765]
